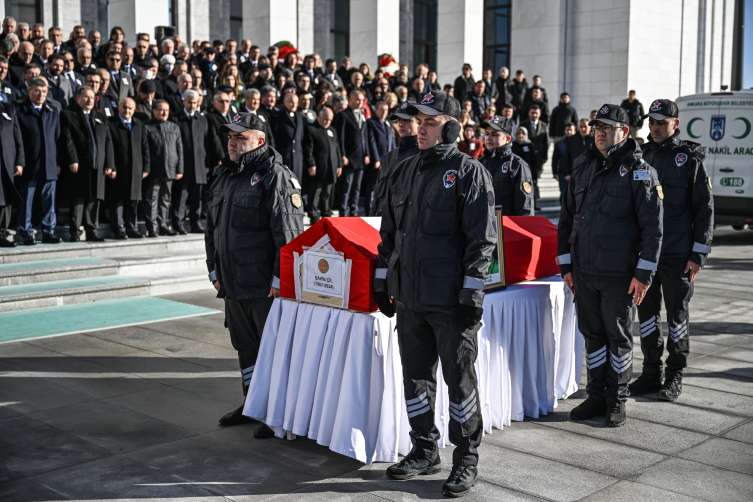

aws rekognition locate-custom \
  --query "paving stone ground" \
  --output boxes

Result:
[1,226,752,501]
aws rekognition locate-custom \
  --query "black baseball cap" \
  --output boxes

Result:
[405,91,461,121]
[257,63,272,70]
[219,112,266,134]
[390,100,416,120]
[203,47,216,54]
[480,115,513,134]
[589,104,629,126]
[643,99,679,120]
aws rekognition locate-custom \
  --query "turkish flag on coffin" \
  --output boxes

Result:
[279,216,559,313]
[502,216,559,284]
[280,217,381,313]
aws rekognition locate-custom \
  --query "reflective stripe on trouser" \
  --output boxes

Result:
[636,256,693,379]
[573,270,634,403]
[396,306,483,467]
[224,296,275,395]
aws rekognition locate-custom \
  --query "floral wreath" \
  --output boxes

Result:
[275,41,298,60]
[378,54,400,77]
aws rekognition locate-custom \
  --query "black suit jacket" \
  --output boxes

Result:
[106,116,150,200]
[333,107,370,170]
[303,122,340,184]
[367,118,395,163]
[172,111,222,184]
[205,107,231,165]
[58,109,114,200]
[254,106,276,149]
[269,108,305,180]
[0,101,24,206]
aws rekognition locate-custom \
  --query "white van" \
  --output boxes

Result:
[676,90,753,229]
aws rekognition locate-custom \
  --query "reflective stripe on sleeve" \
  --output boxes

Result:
[636,259,658,271]
[209,270,217,282]
[375,268,388,279]
[463,276,485,290]
[271,276,280,288]
[693,242,712,254]
[556,253,571,265]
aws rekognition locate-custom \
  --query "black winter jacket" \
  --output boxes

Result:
[479,143,534,216]
[205,144,304,300]
[370,135,420,216]
[640,131,713,266]
[557,139,663,285]
[374,142,497,311]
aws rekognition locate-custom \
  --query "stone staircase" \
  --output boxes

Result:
[0,232,212,313]
[536,144,563,223]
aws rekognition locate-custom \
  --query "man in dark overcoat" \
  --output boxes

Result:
[106,97,150,238]
[0,98,24,247]
[58,85,114,241]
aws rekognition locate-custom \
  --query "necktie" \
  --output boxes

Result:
[126,122,131,131]
[113,72,119,85]
[68,73,77,91]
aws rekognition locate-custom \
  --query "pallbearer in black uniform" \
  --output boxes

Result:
[479,115,534,215]
[373,91,496,498]
[630,99,713,401]
[370,100,420,217]
[557,104,663,427]
[205,112,304,437]
[0,99,23,247]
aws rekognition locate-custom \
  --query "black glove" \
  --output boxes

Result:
[458,304,483,331]
[374,292,395,318]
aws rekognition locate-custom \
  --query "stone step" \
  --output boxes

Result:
[0,252,207,286]
[0,234,206,264]
[0,268,212,313]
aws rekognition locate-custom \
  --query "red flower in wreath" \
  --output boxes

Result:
[275,41,298,60]
[378,54,400,77]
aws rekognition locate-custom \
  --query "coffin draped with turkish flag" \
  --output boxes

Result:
[280,216,559,313]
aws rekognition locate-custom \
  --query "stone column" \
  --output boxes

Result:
[436,0,483,90]
[400,0,414,69]
[298,0,314,55]
[243,0,298,51]
[349,0,400,69]
[313,0,332,59]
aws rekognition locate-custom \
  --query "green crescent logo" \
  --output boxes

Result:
[687,117,703,139]
[732,117,751,139]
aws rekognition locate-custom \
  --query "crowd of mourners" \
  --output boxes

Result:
[0,16,650,246]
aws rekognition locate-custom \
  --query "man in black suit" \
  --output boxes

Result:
[45,52,73,109]
[106,97,150,238]
[242,87,275,149]
[58,86,114,241]
[0,55,14,102]
[8,41,34,87]
[15,77,61,245]
[171,89,222,234]
[481,69,499,104]
[205,90,233,163]
[167,72,192,114]
[61,50,84,95]
[303,107,341,223]
[365,100,395,216]
[319,59,342,91]
[75,47,96,75]
[133,78,156,122]
[269,92,304,181]
[332,88,370,216]
[105,49,134,105]
[453,63,474,104]
[161,59,187,97]
[11,62,40,103]
[521,104,549,210]
[0,98,24,247]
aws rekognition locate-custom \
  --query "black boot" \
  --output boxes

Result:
[628,372,663,395]
[605,401,627,427]
[253,423,276,439]
[386,453,442,480]
[570,396,607,420]
[218,404,255,426]
[658,375,682,402]
[442,465,478,497]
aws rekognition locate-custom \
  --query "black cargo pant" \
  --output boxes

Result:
[224,296,275,395]
[396,306,483,467]
[636,256,693,380]
[574,269,634,404]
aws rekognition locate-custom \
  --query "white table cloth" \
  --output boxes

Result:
[244,276,583,464]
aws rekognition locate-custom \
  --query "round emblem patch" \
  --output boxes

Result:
[443,170,458,188]
[501,161,511,174]
[656,185,664,200]
[675,153,688,166]
[620,165,628,177]
[318,259,329,274]
[600,105,609,114]
[291,193,303,208]
[651,100,662,111]
[250,173,261,185]
[522,182,532,194]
